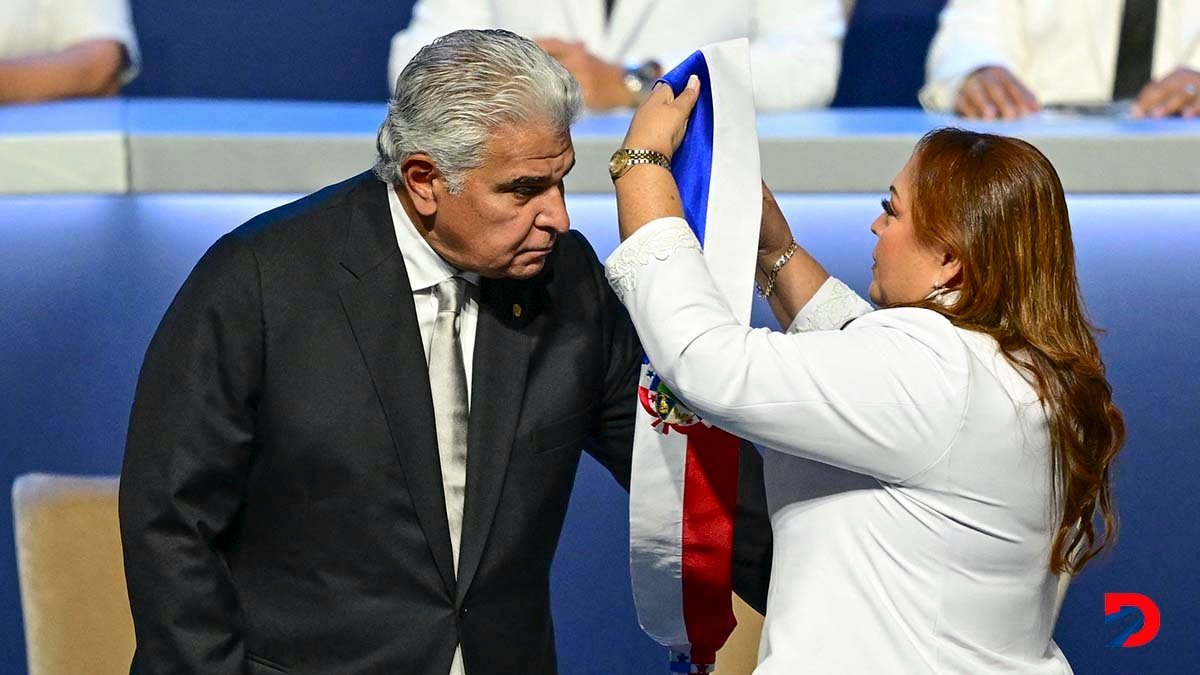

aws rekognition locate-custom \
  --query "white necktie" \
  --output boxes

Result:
[430,277,469,675]
[430,276,469,569]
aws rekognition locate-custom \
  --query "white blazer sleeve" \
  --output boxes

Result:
[607,218,970,484]
[785,276,874,334]
[387,0,494,93]
[1183,10,1200,72]
[919,0,1027,111]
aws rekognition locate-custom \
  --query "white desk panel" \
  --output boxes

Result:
[4,99,1199,194]
[0,100,128,194]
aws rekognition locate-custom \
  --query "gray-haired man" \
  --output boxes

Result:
[120,30,769,675]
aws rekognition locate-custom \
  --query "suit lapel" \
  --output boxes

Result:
[454,276,539,602]
[337,178,457,596]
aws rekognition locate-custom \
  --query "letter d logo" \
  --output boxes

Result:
[1104,592,1160,648]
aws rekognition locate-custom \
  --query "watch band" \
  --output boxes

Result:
[609,148,671,182]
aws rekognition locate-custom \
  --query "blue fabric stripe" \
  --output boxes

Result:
[660,52,715,246]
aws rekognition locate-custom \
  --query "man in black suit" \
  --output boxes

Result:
[119,29,769,675]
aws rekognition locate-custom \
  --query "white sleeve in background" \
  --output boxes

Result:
[919,0,1027,112]
[1182,26,1200,73]
[607,217,970,484]
[387,0,494,93]
[747,0,845,110]
[42,0,141,83]
[656,0,846,110]
[1155,0,1200,76]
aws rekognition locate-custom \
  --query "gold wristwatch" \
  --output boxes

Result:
[608,148,671,182]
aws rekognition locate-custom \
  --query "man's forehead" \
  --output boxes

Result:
[485,123,572,160]
[483,128,574,177]
[500,146,574,168]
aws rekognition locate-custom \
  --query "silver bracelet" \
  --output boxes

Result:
[755,239,798,298]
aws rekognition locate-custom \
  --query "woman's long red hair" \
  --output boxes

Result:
[906,128,1125,574]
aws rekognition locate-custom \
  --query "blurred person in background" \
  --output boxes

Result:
[922,0,1200,119]
[0,0,139,103]
[388,0,847,111]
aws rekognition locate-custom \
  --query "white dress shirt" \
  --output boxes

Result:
[388,184,479,404]
[607,217,1072,674]
[921,0,1200,110]
[0,0,141,84]
[387,184,478,675]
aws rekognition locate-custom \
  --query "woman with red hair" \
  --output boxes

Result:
[607,81,1124,673]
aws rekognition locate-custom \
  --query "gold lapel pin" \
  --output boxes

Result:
[512,303,523,318]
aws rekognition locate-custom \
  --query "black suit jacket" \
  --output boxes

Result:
[119,171,771,675]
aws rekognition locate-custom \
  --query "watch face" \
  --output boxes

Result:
[609,152,628,177]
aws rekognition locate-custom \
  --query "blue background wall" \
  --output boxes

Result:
[124,1,411,101]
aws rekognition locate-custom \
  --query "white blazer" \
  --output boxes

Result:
[388,0,846,111]
[921,0,1200,110]
[607,217,1072,674]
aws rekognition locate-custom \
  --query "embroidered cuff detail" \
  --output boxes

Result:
[786,277,873,333]
[605,217,700,301]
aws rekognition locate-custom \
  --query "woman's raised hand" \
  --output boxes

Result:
[620,75,701,159]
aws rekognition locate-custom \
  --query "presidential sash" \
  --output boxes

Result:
[627,38,762,673]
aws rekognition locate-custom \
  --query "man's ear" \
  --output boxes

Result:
[401,154,442,217]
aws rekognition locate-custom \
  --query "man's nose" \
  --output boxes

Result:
[538,190,570,234]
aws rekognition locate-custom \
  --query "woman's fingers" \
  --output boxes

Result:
[622,76,702,157]
[673,74,701,115]
[663,76,701,152]
[645,76,700,117]
[647,80,675,105]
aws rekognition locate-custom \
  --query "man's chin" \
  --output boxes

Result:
[501,248,557,279]
[503,260,548,280]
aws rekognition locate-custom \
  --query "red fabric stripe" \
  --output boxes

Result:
[679,424,741,665]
